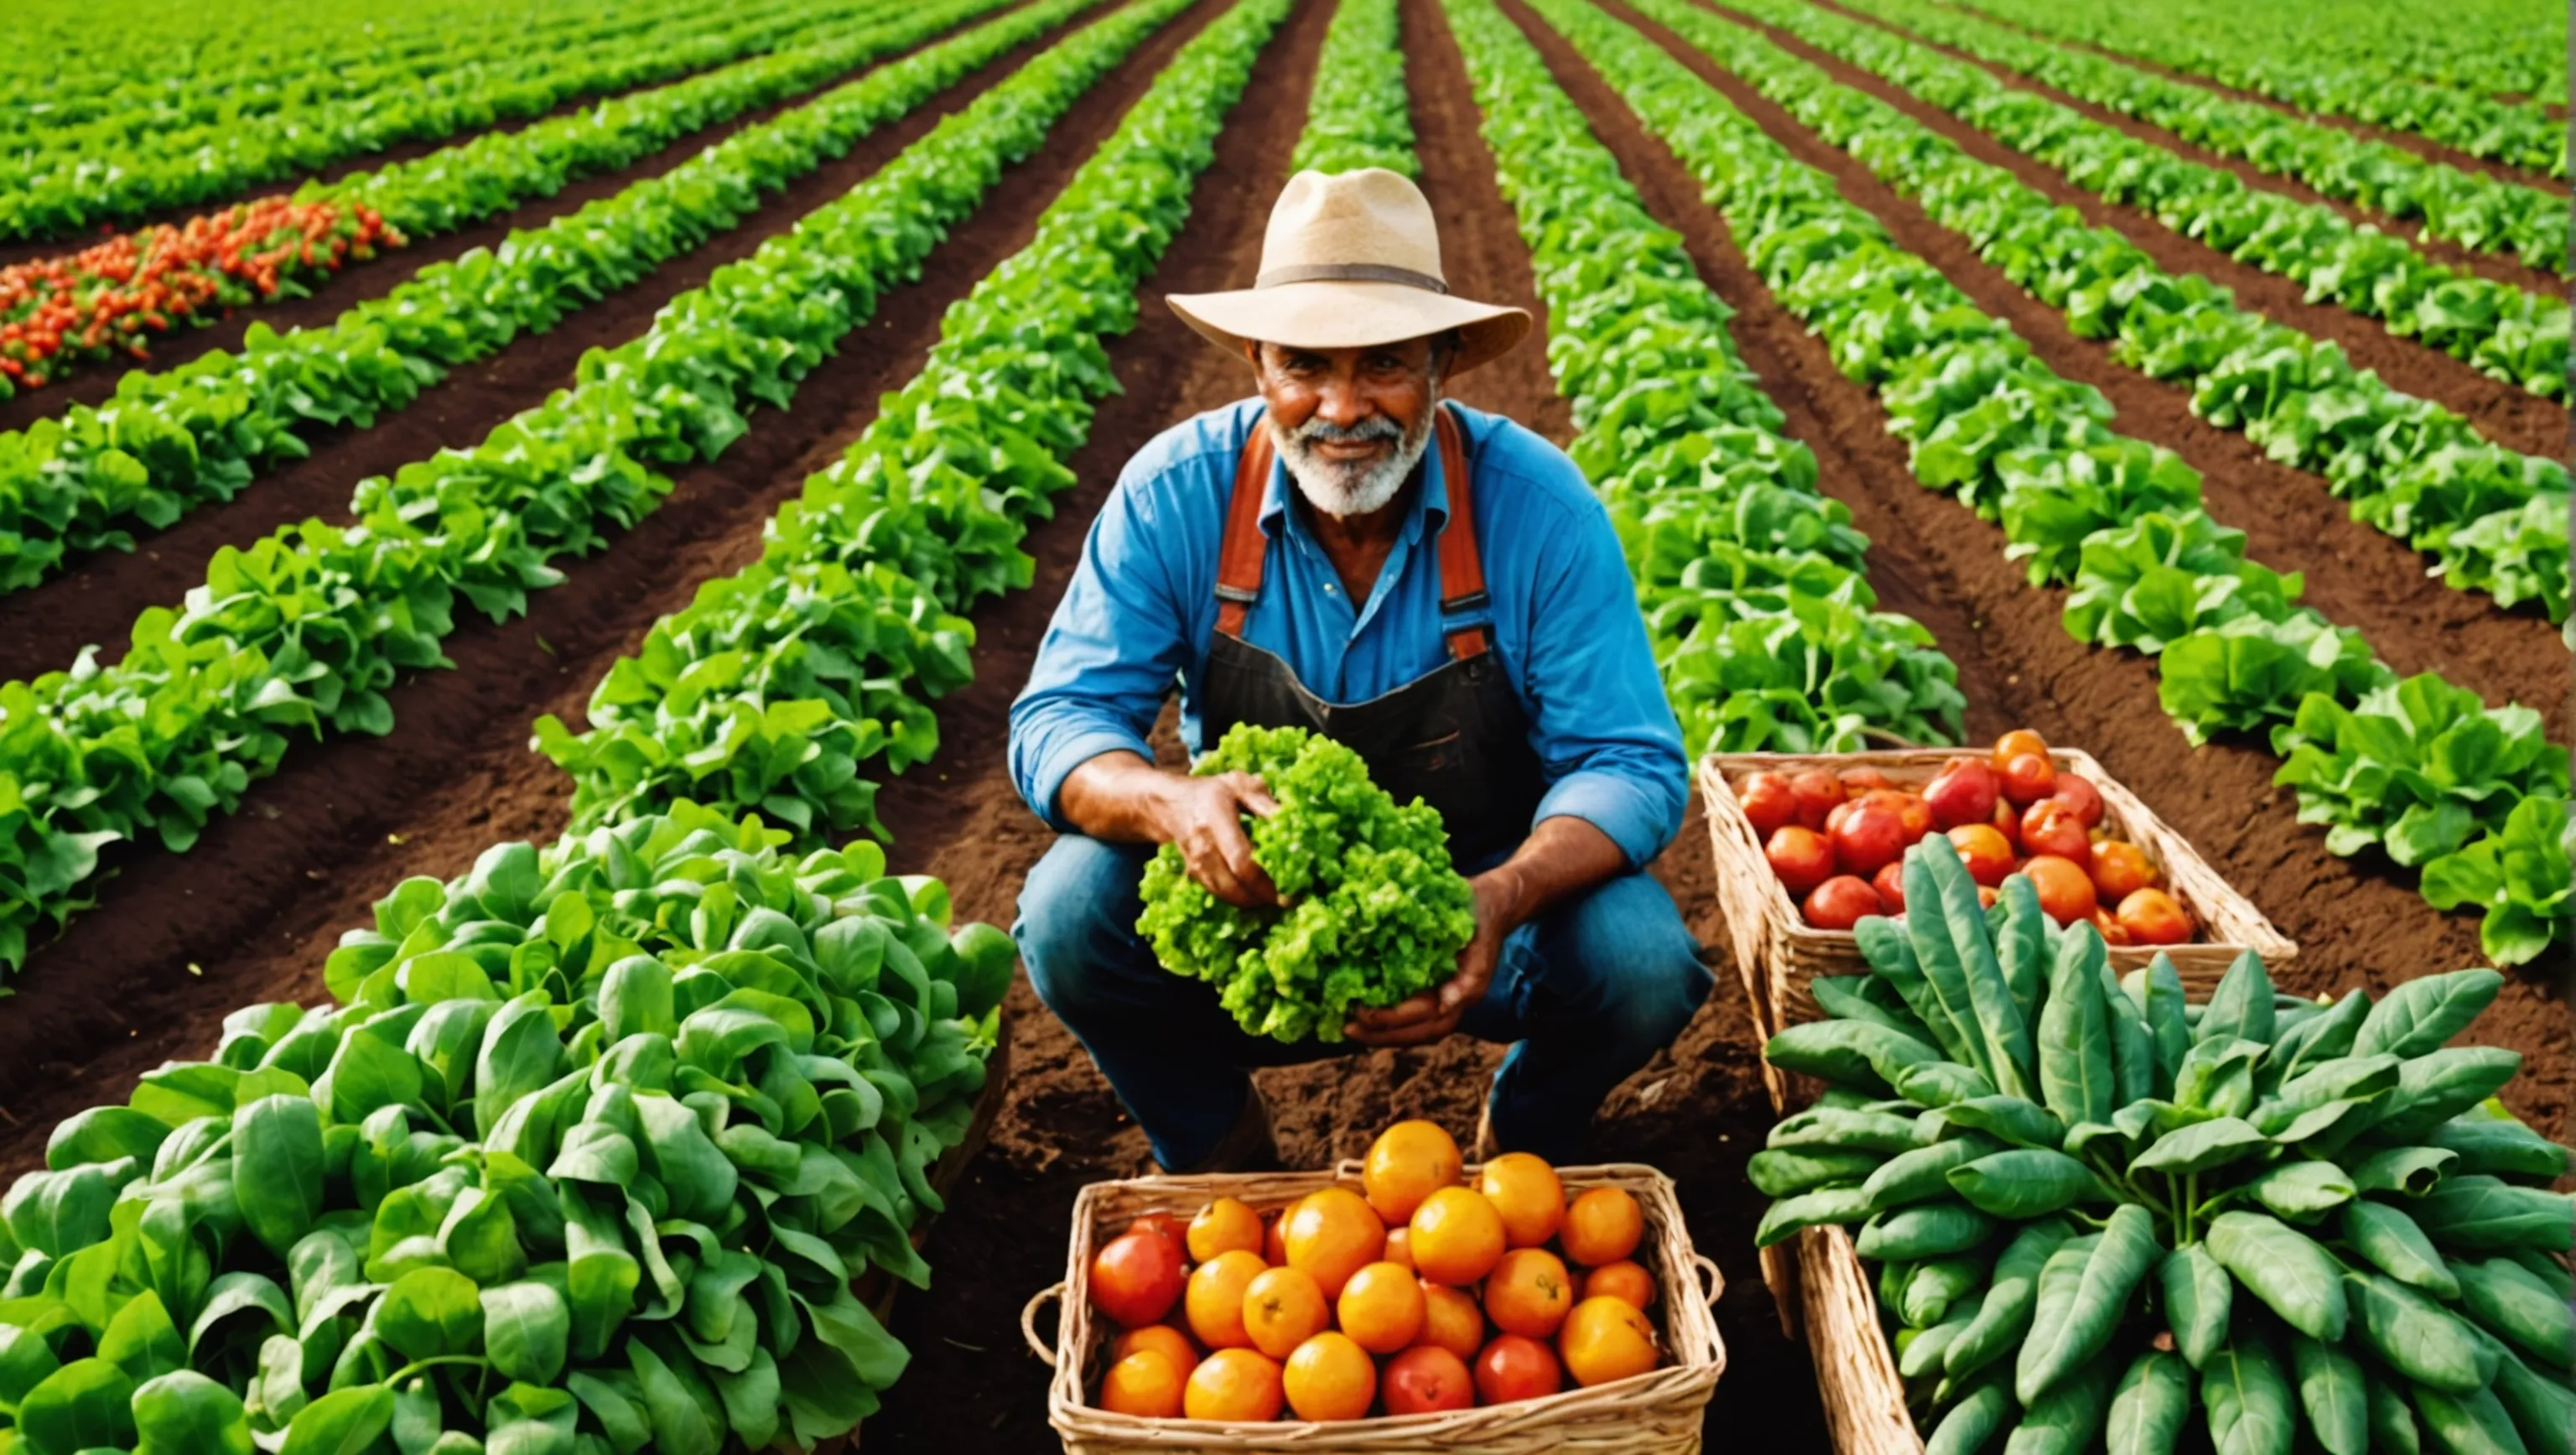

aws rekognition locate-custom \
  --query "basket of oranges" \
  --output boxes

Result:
[1021,1122,1726,1452]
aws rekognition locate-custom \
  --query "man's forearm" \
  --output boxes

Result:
[1057,750,1184,843]
[1479,814,1629,935]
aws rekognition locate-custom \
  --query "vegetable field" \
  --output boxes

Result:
[0,0,2563,1447]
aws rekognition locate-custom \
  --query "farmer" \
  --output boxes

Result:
[1007,169,1706,1172]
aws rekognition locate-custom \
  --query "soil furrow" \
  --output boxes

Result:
[1496,0,2572,1141]
[1630,0,2564,730]
[1703,0,2567,462]
[1810,0,2567,299]
[0,0,1238,1161]
[0,2,1074,687]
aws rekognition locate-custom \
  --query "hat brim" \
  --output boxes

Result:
[1165,279,1532,377]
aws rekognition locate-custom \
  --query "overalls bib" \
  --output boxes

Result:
[1200,405,1545,866]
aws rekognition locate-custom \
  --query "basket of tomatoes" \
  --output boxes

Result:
[1697,730,2293,1069]
[1021,1122,1726,1453]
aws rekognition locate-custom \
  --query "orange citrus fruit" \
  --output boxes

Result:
[1581,1260,1657,1311]
[1478,1153,1564,1250]
[1416,1280,1487,1360]
[1265,1205,1291,1266]
[1099,1348,1186,1417]
[1382,1224,1415,1271]
[1483,1247,1575,1339]
[1560,1187,1644,1268]
[1281,1331,1376,1421]
[1281,1187,1384,1299]
[1240,1265,1328,1361]
[1558,1296,1659,1387]
[1337,1260,1427,1355]
[1362,1120,1463,1224]
[1183,1346,1284,1421]
[1409,1185,1506,1286]
[1185,1250,1268,1351]
[1110,1324,1199,1373]
[1188,1197,1265,1264]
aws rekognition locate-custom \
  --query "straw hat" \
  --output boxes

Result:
[1167,169,1532,376]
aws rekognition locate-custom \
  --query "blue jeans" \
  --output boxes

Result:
[1015,834,1710,1169]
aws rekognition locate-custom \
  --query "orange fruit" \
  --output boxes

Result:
[1281,1187,1384,1299]
[1581,1260,1657,1311]
[1337,1261,1427,1355]
[1473,1333,1564,1405]
[1361,1120,1463,1224]
[1185,1250,1268,1351]
[1416,1280,1487,1360]
[1558,1296,1659,1387]
[1478,1153,1565,1250]
[1099,1349,1186,1416]
[1109,1323,1199,1373]
[1992,728,2049,771]
[1281,1331,1376,1421]
[1188,1197,1265,1264]
[1560,1187,1644,1268]
[1483,1247,1575,1339]
[1240,1265,1328,1361]
[1382,1225,1415,1271]
[1265,1205,1291,1266]
[1183,1346,1284,1422]
[1409,1185,1506,1286]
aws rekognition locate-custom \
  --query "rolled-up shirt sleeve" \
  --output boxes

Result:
[1512,468,1689,869]
[1009,459,1196,830]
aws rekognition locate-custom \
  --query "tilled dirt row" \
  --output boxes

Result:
[0,0,1241,1149]
[0,0,1082,686]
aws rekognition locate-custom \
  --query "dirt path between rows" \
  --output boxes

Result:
[1633,0,2566,733]
[0,0,1239,1159]
[0,3,1085,685]
[1700,0,2568,465]
[1814,0,2566,300]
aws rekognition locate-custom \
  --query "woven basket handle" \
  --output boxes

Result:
[1691,1253,1725,1308]
[1021,1282,1066,1366]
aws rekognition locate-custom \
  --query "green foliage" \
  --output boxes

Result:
[1136,725,1475,1043]
[2272,675,2567,868]
[2421,795,2576,966]
[0,803,999,1452]
[1753,834,2576,1452]
[1290,0,1417,176]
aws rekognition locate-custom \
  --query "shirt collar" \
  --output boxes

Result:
[1254,412,1453,549]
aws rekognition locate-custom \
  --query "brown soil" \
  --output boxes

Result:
[0,2,1083,688]
[1814,0,2567,299]
[1702,0,2568,465]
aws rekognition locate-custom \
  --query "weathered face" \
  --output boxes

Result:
[1250,337,1446,519]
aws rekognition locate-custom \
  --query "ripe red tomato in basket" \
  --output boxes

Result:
[1946,825,2015,888]
[1788,769,1846,829]
[1765,827,1836,897]
[1870,861,1905,912]
[1093,1229,1187,1328]
[2117,888,2192,945]
[2021,855,2098,925]
[1831,801,1910,879]
[2049,772,2105,828]
[1924,757,1999,830]
[1474,1334,1565,1406]
[1737,772,1798,838]
[1839,766,1893,795]
[1999,752,2058,808]
[1382,1346,1476,1415]
[2020,801,2091,870]
[1802,876,1881,932]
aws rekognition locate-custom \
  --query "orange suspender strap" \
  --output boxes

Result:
[1212,405,1489,662]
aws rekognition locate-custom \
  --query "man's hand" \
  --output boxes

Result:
[1345,869,1522,1047]
[1163,771,1281,909]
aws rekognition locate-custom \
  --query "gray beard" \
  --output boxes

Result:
[1273,400,1437,519]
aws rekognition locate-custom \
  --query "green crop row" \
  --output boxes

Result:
[1737,0,2567,405]
[0,0,1041,597]
[1664,0,2568,619]
[1437,0,1963,759]
[1290,0,1420,176]
[538,0,1296,839]
[0,0,885,242]
[1947,0,2566,177]
[1535,0,2569,965]
[1837,0,2568,274]
[0,0,1191,984]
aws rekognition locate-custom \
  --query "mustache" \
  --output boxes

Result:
[1285,414,1405,446]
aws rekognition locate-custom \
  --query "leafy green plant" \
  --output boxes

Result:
[1753,834,2576,1453]
[2422,795,2576,967]
[2272,676,2568,868]
[1290,0,1416,176]
[1136,725,1475,1043]
[0,801,1010,1452]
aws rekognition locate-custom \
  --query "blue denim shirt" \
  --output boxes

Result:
[1008,398,1685,868]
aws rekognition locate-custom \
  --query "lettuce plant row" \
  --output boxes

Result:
[1530,0,2570,964]
[0,0,892,244]
[1441,0,1964,759]
[1653,0,2570,619]
[0,798,1012,1452]
[1728,0,2568,407]
[1945,0,2566,178]
[0,0,1042,596]
[1838,0,2568,276]
[1290,0,1421,177]
[0,0,1188,985]
[537,0,1296,839]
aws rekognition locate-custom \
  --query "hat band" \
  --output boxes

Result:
[1253,262,1449,294]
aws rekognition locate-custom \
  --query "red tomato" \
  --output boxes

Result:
[2090,840,2159,902]
[2049,774,2105,829]
[1738,773,1799,838]
[1765,827,1836,898]
[1129,1213,1187,1255]
[1945,825,2015,888]
[2020,855,2098,925]
[1990,795,2023,852]
[1093,1230,1187,1329]
[1839,766,1893,795]
[1992,729,2049,770]
[1381,1346,1476,1416]
[1831,802,1910,879]
[1870,861,1906,912]
[1473,1334,1565,1406]
[2019,801,2092,869]
[1922,759,1997,834]
[2090,907,2133,947]
[1999,753,2058,808]
[1824,797,1861,839]
[1859,788,1933,843]
[2116,889,2192,945]
[1802,876,1882,931]
[1789,769,1846,829]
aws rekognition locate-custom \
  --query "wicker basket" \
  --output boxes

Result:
[1699,747,2293,1037]
[1789,1225,1923,1455]
[1021,1161,1727,1453]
